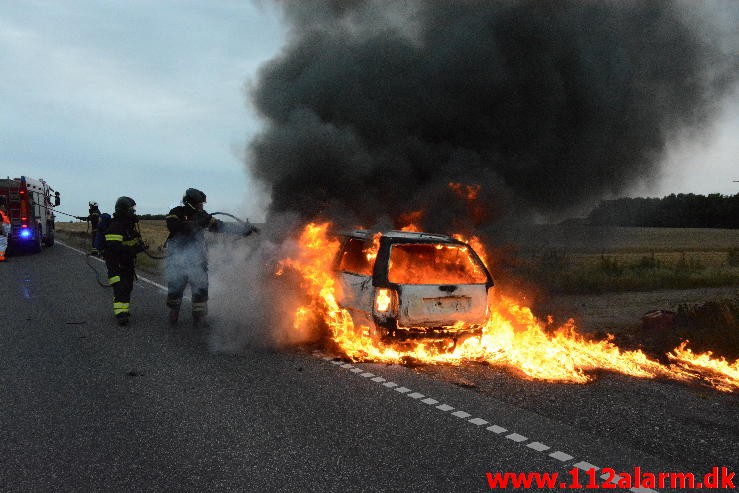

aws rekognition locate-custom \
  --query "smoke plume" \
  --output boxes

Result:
[248,0,737,232]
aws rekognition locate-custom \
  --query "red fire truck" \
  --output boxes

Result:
[0,176,60,253]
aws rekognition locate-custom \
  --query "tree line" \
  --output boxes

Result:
[587,193,739,229]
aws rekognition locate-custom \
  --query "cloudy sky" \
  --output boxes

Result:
[1,0,284,218]
[1,1,737,219]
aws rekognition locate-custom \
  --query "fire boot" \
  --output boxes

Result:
[116,312,130,326]
[192,301,208,328]
[166,297,182,325]
[192,311,209,328]
[168,306,180,325]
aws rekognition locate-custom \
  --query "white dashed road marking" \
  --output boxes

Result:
[313,353,660,493]
[505,433,528,443]
[574,461,599,471]
[550,451,575,462]
[451,411,471,419]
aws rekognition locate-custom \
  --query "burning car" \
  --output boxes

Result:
[333,230,494,344]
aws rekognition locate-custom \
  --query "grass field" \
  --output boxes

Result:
[56,219,169,274]
[478,225,739,294]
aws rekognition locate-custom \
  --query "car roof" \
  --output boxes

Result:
[340,229,461,244]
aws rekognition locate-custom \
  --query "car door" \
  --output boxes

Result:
[334,237,375,325]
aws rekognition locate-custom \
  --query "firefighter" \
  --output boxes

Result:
[76,201,102,255]
[104,196,146,326]
[165,188,257,326]
[0,197,10,262]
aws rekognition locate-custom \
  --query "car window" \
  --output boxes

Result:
[388,243,488,284]
[338,237,373,275]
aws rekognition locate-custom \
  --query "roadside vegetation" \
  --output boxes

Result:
[515,250,739,294]
[485,225,739,295]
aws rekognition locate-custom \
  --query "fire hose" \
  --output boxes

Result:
[34,205,256,285]
[137,212,258,261]
[85,253,113,288]
[82,212,257,287]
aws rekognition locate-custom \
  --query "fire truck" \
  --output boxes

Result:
[0,176,60,253]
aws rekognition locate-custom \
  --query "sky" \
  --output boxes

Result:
[1,1,737,219]
[0,0,285,219]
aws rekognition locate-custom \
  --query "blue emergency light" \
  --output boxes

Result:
[20,229,31,238]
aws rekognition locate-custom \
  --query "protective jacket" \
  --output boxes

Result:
[165,204,256,317]
[104,214,145,318]
[87,205,101,228]
[86,205,102,252]
[76,205,101,227]
[0,209,10,261]
[166,205,224,263]
[0,209,9,231]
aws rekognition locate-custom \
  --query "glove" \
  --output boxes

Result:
[134,238,148,253]
[193,211,212,228]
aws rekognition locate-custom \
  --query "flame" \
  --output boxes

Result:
[279,222,738,393]
[397,210,423,231]
[448,182,481,200]
[448,182,487,226]
[667,342,739,393]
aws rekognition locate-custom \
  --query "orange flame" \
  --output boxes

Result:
[448,182,487,226]
[279,222,738,392]
[667,342,739,393]
[397,210,424,231]
[448,182,481,200]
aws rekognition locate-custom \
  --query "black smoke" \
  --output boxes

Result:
[248,0,738,233]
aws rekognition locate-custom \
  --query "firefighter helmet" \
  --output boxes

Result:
[89,201,98,207]
[114,196,136,216]
[183,188,207,206]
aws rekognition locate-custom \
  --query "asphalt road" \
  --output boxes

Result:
[1,242,736,492]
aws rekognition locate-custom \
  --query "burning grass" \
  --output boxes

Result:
[277,222,739,393]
